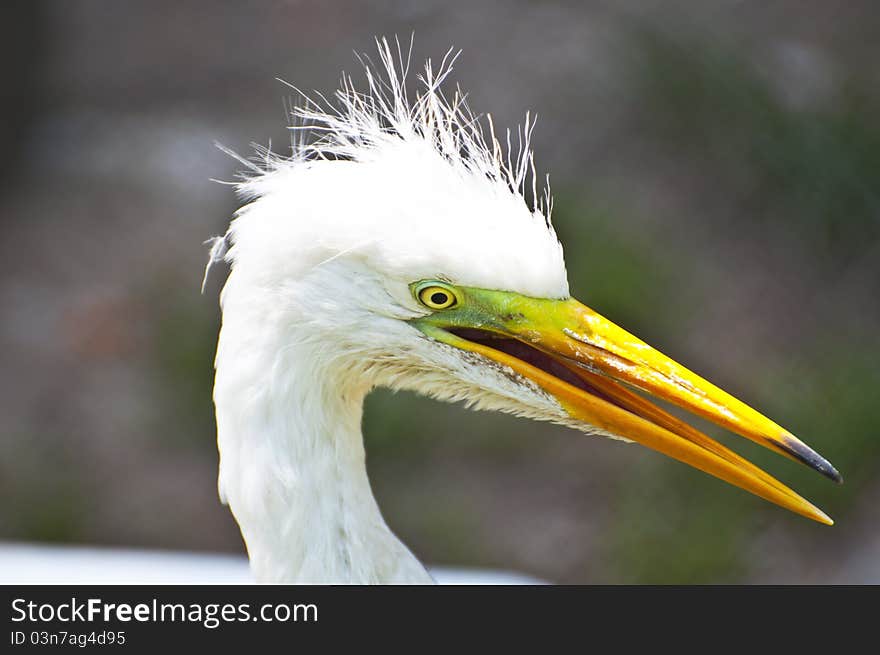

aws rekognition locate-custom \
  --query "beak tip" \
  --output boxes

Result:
[804,502,834,526]
[779,433,842,484]
[822,466,844,485]
[818,512,835,526]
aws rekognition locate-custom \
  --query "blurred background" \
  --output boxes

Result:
[2,0,878,584]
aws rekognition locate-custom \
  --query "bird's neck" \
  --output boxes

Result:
[213,309,431,584]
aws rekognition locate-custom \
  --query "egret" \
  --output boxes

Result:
[207,40,840,584]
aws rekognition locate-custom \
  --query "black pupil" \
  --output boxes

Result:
[430,291,449,306]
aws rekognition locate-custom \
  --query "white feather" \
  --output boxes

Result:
[211,40,576,583]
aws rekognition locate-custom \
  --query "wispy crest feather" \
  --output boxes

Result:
[235,37,552,218]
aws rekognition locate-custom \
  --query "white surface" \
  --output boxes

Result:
[0,542,543,585]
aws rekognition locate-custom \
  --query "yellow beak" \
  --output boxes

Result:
[414,290,840,525]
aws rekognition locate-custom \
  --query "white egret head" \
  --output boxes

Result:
[208,39,839,583]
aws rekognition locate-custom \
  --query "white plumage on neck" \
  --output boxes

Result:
[214,264,433,583]
[210,39,571,583]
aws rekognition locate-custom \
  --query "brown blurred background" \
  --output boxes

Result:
[1,1,878,583]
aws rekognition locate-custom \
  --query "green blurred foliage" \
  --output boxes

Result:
[582,31,880,582]
[631,30,880,260]
[149,279,219,451]
[554,199,702,337]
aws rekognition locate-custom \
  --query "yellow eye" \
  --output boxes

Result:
[418,285,457,310]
